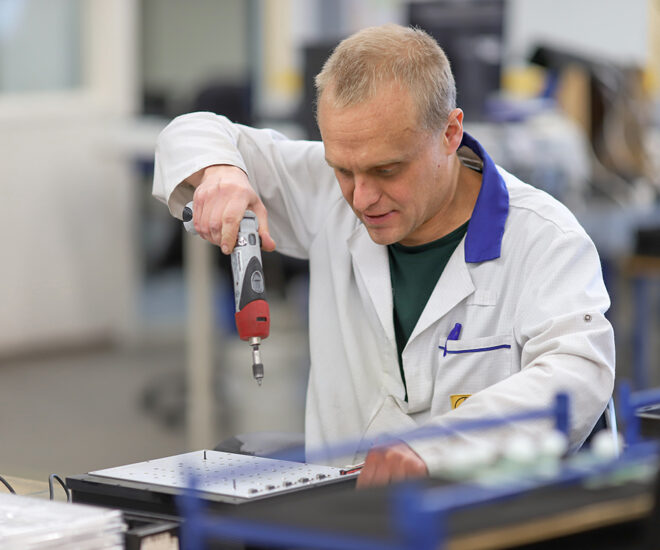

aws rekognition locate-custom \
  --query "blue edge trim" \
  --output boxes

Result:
[177,381,660,550]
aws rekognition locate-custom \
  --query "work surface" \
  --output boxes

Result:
[67,452,660,550]
[1,476,67,501]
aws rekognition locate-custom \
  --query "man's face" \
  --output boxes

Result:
[318,82,461,246]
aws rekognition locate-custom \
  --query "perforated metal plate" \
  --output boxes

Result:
[90,450,356,501]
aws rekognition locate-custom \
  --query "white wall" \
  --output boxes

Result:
[141,0,249,104]
[0,119,136,353]
[506,0,648,65]
[0,0,81,92]
[0,0,139,356]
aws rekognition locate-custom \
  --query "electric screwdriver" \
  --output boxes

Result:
[182,202,270,385]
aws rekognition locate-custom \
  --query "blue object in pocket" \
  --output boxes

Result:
[439,323,511,357]
[440,344,512,355]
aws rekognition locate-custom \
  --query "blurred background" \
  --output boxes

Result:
[1,0,659,482]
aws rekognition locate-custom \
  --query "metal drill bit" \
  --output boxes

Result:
[253,364,264,386]
[250,337,264,385]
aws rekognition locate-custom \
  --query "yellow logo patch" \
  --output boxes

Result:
[450,394,471,409]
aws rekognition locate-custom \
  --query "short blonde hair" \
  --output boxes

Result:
[315,24,456,131]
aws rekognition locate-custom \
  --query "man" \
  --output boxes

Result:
[153,24,615,488]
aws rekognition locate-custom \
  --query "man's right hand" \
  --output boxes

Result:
[187,164,276,255]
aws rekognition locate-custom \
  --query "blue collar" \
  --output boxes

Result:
[461,132,509,263]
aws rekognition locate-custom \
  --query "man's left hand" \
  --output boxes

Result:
[356,442,428,489]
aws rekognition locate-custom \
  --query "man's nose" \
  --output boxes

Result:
[352,175,381,212]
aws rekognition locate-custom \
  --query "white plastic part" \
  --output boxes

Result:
[591,430,623,460]
[501,434,537,464]
[539,430,569,458]
[439,441,498,479]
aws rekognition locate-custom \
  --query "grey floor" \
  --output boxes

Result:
[0,340,189,480]
[0,270,658,484]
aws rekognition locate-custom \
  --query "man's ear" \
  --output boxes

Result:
[443,108,464,154]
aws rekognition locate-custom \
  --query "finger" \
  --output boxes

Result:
[390,459,420,482]
[192,187,209,239]
[356,462,375,490]
[251,201,276,252]
[356,451,390,489]
[355,453,378,489]
[206,198,227,248]
[367,460,392,487]
[392,447,428,481]
[375,447,405,484]
[219,200,248,255]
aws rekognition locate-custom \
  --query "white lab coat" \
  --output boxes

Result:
[153,112,615,473]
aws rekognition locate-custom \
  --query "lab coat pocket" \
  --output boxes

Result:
[438,334,514,397]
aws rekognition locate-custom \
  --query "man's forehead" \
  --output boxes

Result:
[324,153,406,169]
[318,80,419,125]
[318,82,432,169]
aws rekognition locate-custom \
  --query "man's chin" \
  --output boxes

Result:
[364,226,400,246]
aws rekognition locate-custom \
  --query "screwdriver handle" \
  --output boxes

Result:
[182,202,270,341]
[231,212,270,341]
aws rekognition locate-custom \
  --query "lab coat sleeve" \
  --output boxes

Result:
[404,226,615,474]
[152,111,341,259]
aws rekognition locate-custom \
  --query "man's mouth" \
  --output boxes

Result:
[362,211,395,225]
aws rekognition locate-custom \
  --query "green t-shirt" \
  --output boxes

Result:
[387,221,469,399]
